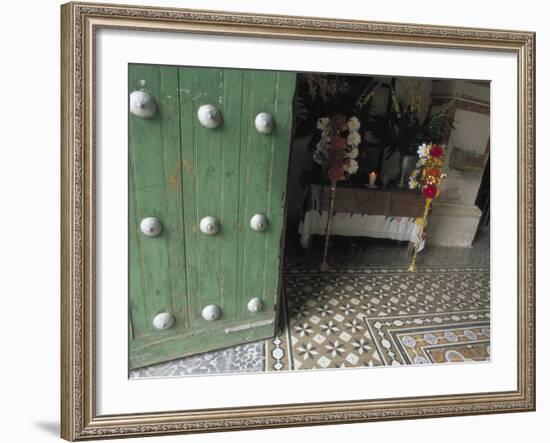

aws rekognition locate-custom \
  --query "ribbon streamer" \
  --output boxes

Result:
[407,197,432,272]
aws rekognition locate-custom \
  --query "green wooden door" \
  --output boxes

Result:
[129,64,296,369]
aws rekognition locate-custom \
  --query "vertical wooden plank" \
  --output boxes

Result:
[239,71,279,319]
[193,67,222,324]
[218,69,244,321]
[262,72,296,315]
[178,67,199,324]
[235,69,253,322]
[128,64,174,335]
[182,67,221,325]
[180,67,242,325]
[158,66,188,330]
[128,65,153,338]
[128,163,147,337]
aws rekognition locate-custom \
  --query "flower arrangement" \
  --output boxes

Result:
[313,114,361,185]
[408,142,446,199]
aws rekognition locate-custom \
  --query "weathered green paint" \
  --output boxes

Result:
[129,64,296,369]
[129,65,187,338]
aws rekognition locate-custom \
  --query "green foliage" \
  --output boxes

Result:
[370,81,456,158]
[293,73,379,150]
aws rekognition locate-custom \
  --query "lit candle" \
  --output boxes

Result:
[369,171,377,187]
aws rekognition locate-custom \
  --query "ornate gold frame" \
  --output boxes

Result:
[61,2,536,440]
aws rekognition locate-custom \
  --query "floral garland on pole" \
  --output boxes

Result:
[314,114,361,271]
[407,142,446,272]
[314,115,361,182]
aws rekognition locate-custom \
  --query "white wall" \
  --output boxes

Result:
[0,1,547,442]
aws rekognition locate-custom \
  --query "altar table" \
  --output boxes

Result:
[299,184,426,248]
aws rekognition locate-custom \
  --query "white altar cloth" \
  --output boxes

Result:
[299,211,421,249]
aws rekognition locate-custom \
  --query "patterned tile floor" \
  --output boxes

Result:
[130,228,490,378]
[266,267,489,371]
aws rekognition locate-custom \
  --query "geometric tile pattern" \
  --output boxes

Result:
[266,267,490,371]
[376,317,490,365]
[129,341,265,378]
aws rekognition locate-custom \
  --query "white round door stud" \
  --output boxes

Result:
[202,304,222,321]
[247,297,263,313]
[153,312,175,331]
[197,104,222,129]
[250,213,268,232]
[129,90,157,118]
[255,112,274,134]
[199,216,220,235]
[140,217,162,237]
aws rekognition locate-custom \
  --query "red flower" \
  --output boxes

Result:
[328,149,345,164]
[330,135,347,150]
[423,184,438,199]
[328,164,344,185]
[430,144,444,158]
[426,167,441,179]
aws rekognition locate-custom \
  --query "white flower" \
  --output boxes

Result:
[315,144,328,158]
[347,116,361,131]
[344,159,359,175]
[417,157,427,166]
[408,177,418,189]
[313,150,324,165]
[347,147,359,159]
[417,143,429,158]
[347,131,361,147]
[317,117,330,130]
[321,128,331,138]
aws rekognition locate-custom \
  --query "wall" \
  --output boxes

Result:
[0,1,547,443]
[434,80,491,206]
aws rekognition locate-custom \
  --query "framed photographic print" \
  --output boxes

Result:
[60,1,536,440]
